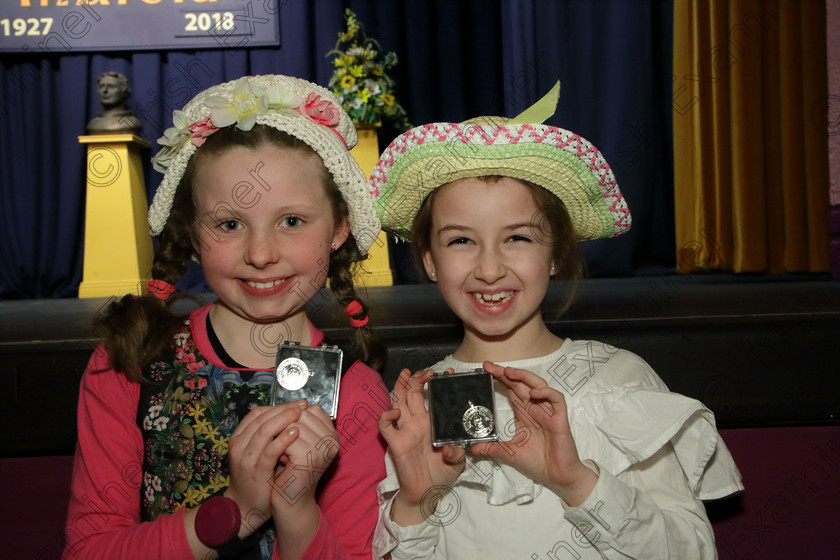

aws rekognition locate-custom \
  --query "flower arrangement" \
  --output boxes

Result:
[326,9,411,131]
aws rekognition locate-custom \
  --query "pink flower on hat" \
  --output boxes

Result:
[188,116,219,147]
[298,93,340,126]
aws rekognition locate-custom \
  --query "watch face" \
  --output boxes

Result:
[276,357,312,390]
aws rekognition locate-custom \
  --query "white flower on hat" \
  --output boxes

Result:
[160,110,191,145]
[152,110,191,173]
[252,80,304,113]
[204,77,267,131]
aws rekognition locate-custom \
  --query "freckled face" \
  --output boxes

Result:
[422,177,555,344]
[192,145,349,332]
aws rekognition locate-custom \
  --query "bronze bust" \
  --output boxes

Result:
[86,72,143,135]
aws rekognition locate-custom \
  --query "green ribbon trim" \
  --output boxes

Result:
[508,80,561,125]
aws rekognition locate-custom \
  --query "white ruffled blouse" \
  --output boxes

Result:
[372,339,743,560]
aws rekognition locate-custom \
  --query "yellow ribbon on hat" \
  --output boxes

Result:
[507,80,561,125]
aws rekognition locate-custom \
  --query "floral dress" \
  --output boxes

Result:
[136,319,277,557]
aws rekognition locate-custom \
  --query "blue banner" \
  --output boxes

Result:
[0,0,280,53]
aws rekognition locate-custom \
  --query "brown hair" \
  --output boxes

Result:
[95,125,384,381]
[410,176,585,316]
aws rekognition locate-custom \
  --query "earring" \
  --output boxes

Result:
[429,271,437,280]
[549,264,556,275]
[329,243,336,253]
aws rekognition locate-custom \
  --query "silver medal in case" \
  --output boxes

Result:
[275,357,313,391]
[462,401,494,438]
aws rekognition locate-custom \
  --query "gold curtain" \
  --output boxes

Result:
[673,0,830,273]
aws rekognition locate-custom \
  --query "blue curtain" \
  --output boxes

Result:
[0,0,673,298]
[498,1,675,278]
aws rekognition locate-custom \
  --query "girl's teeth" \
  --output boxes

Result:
[474,291,512,304]
[247,280,282,289]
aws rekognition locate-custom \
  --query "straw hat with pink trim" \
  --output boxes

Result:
[369,82,631,242]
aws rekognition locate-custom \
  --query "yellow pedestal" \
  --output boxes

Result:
[77,134,153,298]
[350,125,394,287]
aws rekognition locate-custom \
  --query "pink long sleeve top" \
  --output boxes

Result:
[64,304,388,559]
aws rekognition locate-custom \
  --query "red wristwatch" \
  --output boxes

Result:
[194,495,241,549]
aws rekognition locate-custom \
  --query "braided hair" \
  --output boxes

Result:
[95,125,384,380]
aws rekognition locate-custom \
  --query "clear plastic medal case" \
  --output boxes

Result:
[271,341,343,419]
[427,368,499,447]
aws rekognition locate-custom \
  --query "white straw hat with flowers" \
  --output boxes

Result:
[148,74,381,253]
[369,82,631,242]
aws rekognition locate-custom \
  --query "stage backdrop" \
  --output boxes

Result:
[0,0,674,298]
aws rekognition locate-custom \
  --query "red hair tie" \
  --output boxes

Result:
[344,300,369,327]
[146,279,176,301]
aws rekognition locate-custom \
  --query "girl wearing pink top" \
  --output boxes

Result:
[64,75,388,560]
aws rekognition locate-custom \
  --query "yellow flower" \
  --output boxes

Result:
[211,435,229,454]
[381,94,395,106]
[332,57,346,68]
[192,417,214,437]
[345,14,359,36]
[181,485,207,508]
[206,475,229,494]
[358,89,372,103]
[350,65,365,78]
[187,403,205,420]
[340,75,356,89]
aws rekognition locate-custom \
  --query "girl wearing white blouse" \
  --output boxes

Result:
[368,85,743,559]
